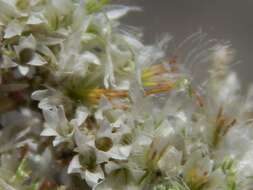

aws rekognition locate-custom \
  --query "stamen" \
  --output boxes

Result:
[112,103,129,110]
[86,88,128,104]
[191,88,204,107]
[141,64,168,80]
[144,82,175,96]
[213,106,237,147]
[85,59,180,105]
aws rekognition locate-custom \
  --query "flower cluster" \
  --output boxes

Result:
[0,0,253,190]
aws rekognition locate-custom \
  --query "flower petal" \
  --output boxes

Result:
[4,21,23,39]
[105,5,141,20]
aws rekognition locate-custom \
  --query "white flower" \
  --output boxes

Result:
[31,89,72,110]
[157,147,182,176]
[183,151,213,189]
[41,105,88,146]
[68,155,105,188]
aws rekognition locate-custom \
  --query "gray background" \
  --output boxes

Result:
[113,0,253,86]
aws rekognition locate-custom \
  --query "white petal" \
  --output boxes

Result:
[158,147,182,175]
[122,34,144,50]
[74,129,91,155]
[27,13,45,25]
[68,155,82,174]
[4,21,23,39]
[81,51,101,65]
[176,112,187,123]
[41,128,58,137]
[18,65,29,76]
[38,98,57,110]
[37,45,57,64]
[155,120,175,143]
[104,162,121,174]
[71,2,87,29]
[98,145,131,161]
[57,105,69,125]
[117,145,132,159]
[31,89,51,101]
[27,53,47,66]
[20,34,37,50]
[71,106,89,127]
[53,136,67,146]
[1,55,17,68]
[37,35,65,46]
[81,33,97,42]
[85,166,104,188]
[42,107,59,127]
[105,5,141,20]
[95,97,112,121]
[104,47,115,88]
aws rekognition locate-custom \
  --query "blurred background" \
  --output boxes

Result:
[113,0,253,87]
